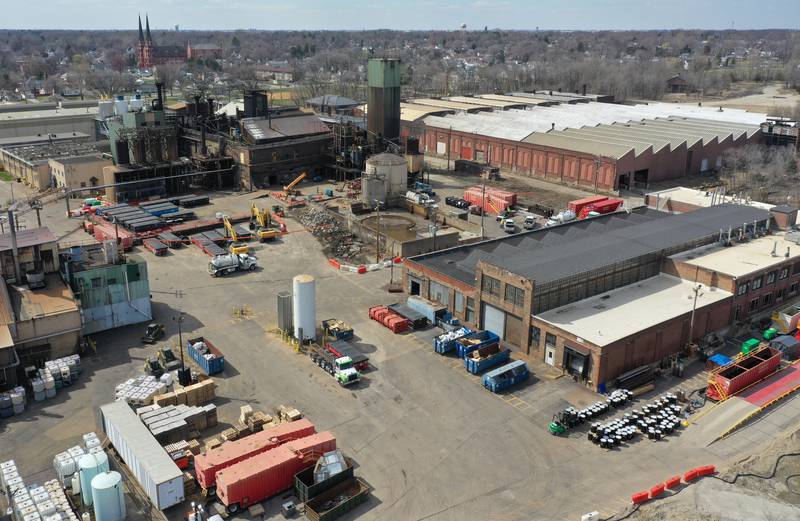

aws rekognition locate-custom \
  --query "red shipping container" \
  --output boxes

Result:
[195,419,315,490]
[216,431,336,512]
[568,195,608,214]
[706,346,781,400]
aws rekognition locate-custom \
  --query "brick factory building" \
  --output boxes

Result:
[420,99,766,192]
[403,204,786,391]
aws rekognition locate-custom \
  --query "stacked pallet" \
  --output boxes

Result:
[137,403,218,444]
[153,379,216,407]
[115,375,168,406]
[239,405,274,433]
[368,306,410,333]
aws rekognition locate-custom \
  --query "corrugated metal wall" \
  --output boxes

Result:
[71,262,152,334]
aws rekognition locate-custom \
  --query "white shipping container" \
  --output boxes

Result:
[99,402,184,510]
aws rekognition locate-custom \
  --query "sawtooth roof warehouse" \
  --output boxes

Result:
[402,203,800,392]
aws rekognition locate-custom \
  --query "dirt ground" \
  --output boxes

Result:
[624,423,800,521]
[664,82,800,115]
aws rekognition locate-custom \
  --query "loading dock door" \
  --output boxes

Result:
[481,303,505,339]
[505,313,524,348]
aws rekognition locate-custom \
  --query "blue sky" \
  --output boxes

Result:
[2,0,796,30]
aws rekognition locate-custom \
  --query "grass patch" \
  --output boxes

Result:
[0,171,14,182]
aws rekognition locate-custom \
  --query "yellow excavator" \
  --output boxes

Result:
[283,172,307,196]
[250,204,279,242]
[223,215,250,255]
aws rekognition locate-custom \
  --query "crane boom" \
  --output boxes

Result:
[283,172,307,194]
[223,215,238,242]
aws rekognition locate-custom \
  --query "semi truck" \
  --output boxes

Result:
[324,340,369,372]
[464,344,511,374]
[309,345,361,386]
[207,253,257,277]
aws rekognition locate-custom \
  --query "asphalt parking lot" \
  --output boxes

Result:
[2,187,795,521]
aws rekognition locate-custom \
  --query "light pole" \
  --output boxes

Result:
[480,173,487,239]
[688,284,703,347]
[594,158,601,194]
[173,312,186,371]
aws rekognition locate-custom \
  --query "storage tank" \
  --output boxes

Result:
[292,275,316,341]
[129,94,143,112]
[97,100,114,119]
[360,174,387,206]
[113,96,128,116]
[90,472,125,521]
[78,452,109,506]
[366,153,407,196]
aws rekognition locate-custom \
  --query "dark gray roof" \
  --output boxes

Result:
[411,204,771,286]
[306,95,360,108]
[771,205,797,214]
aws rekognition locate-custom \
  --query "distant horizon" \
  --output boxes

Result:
[2,0,796,32]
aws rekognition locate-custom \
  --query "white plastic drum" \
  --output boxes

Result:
[91,472,125,521]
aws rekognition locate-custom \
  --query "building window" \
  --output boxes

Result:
[504,284,525,307]
[779,268,789,280]
[751,277,762,290]
[734,306,741,321]
[777,288,785,301]
[91,277,102,288]
[791,282,799,295]
[481,275,501,297]
[465,297,475,323]
[767,271,777,284]
[737,282,749,296]
[530,326,541,348]
[454,291,465,313]
[749,298,759,312]
[763,293,772,307]
[545,332,557,349]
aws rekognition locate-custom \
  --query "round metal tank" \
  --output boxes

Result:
[360,174,387,206]
[97,100,114,119]
[129,95,143,112]
[90,472,125,521]
[78,452,109,506]
[292,274,316,340]
[366,153,407,196]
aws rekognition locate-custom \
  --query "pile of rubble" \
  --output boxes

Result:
[294,206,363,261]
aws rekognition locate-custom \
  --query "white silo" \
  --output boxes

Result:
[78,452,109,506]
[292,275,316,340]
[91,472,125,521]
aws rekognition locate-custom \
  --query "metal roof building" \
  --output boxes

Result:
[420,101,767,190]
[410,98,495,113]
[445,96,528,110]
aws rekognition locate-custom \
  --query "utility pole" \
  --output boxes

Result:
[480,173,487,239]
[594,158,601,194]
[688,284,703,347]
[374,200,383,263]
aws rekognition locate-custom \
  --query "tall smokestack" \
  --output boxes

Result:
[367,58,401,144]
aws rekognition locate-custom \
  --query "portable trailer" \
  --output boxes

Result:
[195,419,316,491]
[324,340,369,371]
[143,238,168,256]
[482,360,530,393]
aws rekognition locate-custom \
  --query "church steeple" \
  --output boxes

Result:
[138,15,144,43]
[145,14,152,43]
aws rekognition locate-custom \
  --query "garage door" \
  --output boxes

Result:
[461,147,473,160]
[505,313,524,348]
[482,303,505,339]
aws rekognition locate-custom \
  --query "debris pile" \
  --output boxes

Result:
[294,206,363,261]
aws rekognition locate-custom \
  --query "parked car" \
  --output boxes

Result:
[503,219,517,233]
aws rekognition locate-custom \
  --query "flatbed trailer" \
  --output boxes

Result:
[324,340,369,372]
[143,238,168,256]
[157,232,184,248]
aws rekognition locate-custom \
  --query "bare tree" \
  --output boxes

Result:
[155,63,181,95]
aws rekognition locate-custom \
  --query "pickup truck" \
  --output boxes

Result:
[309,345,361,386]
[324,340,369,372]
[464,344,511,374]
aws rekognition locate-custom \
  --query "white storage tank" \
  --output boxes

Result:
[97,100,114,119]
[360,174,387,206]
[78,452,109,506]
[366,153,407,197]
[129,94,143,112]
[113,96,128,116]
[292,274,316,341]
[91,472,125,521]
